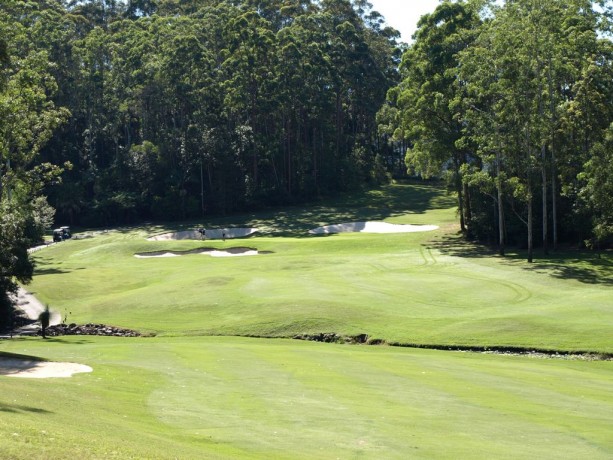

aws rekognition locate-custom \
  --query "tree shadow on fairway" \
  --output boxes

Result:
[44,337,94,345]
[425,233,499,258]
[242,183,456,237]
[521,253,613,286]
[135,182,455,238]
[0,403,52,414]
[426,234,613,285]
[34,267,85,276]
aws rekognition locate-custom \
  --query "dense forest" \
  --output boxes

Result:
[1,0,612,327]
[3,0,402,227]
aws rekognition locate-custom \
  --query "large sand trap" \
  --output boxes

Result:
[135,247,264,258]
[0,357,92,378]
[147,228,258,241]
[309,221,439,234]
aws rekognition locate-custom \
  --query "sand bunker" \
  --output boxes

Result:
[309,221,439,234]
[0,357,92,378]
[134,252,180,258]
[148,228,258,241]
[135,247,265,258]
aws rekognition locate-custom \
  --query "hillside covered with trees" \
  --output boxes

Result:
[2,0,402,227]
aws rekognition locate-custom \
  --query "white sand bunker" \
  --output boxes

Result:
[0,357,92,379]
[134,252,180,258]
[147,228,258,241]
[135,247,265,258]
[309,221,439,234]
[208,248,259,257]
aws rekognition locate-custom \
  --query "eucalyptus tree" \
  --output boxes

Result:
[460,0,559,261]
[457,0,610,260]
[578,123,613,250]
[222,9,278,198]
[387,1,480,233]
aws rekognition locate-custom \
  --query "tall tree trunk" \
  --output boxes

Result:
[463,182,472,229]
[458,187,466,233]
[496,151,505,256]
[541,145,548,255]
[528,194,533,263]
[455,156,466,233]
[547,60,558,250]
[551,150,558,250]
[200,158,205,218]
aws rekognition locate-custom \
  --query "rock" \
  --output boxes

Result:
[43,323,141,337]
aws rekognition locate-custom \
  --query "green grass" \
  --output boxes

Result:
[1,336,612,459]
[26,183,612,352]
[1,182,612,459]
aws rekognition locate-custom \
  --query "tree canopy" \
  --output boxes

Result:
[1,0,401,226]
[381,0,613,260]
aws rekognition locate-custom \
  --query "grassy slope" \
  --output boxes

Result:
[1,182,611,459]
[26,183,613,351]
[1,337,612,459]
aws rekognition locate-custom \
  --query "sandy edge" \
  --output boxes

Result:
[0,358,92,378]
[135,247,260,258]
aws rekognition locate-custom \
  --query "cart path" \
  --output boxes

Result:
[13,287,62,326]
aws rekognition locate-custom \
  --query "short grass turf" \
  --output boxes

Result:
[2,182,612,459]
[1,336,612,459]
[26,183,613,352]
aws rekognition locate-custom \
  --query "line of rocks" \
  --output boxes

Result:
[293,332,370,344]
[41,323,141,337]
[291,332,613,361]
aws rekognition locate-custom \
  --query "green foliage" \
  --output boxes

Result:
[0,0,402,224]
[0,203,34,330]
[385,0,613,252]
[579,123,613,246]
[0,1,67,330]
[383,1,481,232]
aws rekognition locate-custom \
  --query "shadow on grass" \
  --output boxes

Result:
[43,337,93,345]
[426,234,613,285]
[240,182,457,237]
[65,182,456,239]
[523,254,613,286]
[34,267,85,276]
[0,404,52,414]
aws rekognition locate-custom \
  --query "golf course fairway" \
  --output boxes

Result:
[1,183,611,459]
